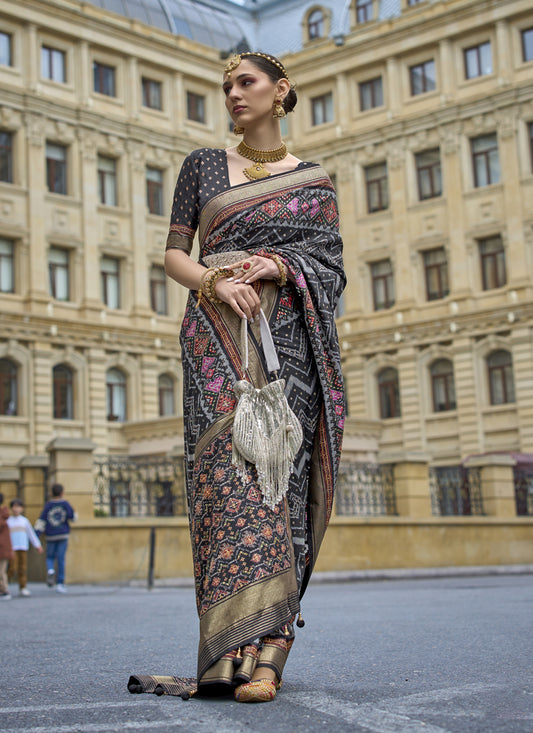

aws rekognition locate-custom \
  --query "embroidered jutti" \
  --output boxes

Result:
[129,148,345,697]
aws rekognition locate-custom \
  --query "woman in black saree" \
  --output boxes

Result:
[140,51,345,703]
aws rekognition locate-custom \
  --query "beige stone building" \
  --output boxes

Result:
[1,0,533,577]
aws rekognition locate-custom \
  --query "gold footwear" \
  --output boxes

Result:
[234,678,282,703]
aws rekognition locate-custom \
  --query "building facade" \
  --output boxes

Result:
[1,0,533,481]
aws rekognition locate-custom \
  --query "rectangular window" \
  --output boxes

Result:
[365,162,389,213]
[142,77,162,110]
[150,264,167,315]
[415,148,442,200]
[479,236,506,290]
[187,91,205,123]
[146,167,164,215]
[409,60,436,96]
[0,32,12,67]
[311,92,333,126]
[471,134,499,187]
[359,77,383,111]
[93,61,116,97]
[46,142,67,194]
[0,238,14,293]
[97,155,117,206]
[371,259,395,310]
[423,248,449,301]
[0,131,13,183]
[41,46,66,83]
[356,0,373,23]
[101,256,120,309]
[464,42,492,79]
[48,247,69,301]
[522,27,533,62]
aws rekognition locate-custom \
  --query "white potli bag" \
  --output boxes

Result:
[232,310,303,510]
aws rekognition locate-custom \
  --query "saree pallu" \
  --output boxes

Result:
[177,162,346,686]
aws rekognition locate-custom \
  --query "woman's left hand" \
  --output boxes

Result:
[227,255,281,284]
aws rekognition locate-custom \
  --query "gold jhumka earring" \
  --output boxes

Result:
[233,125,244,135]
[272,99,286,118]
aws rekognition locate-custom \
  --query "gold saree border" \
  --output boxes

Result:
[198,165,332,247]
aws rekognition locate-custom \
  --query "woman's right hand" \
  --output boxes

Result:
[214,277,261,321]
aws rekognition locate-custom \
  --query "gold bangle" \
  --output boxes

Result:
[201,267,234,304]
[269,254,287,287]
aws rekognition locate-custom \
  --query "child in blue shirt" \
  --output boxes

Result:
[35,484,76,594]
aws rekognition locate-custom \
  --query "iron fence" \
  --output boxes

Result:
[514,467,533,516]
[93,455,187,517]
[429,465,484,516]
[336,462,397,516]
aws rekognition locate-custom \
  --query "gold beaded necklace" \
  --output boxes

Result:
[237,140,288,181]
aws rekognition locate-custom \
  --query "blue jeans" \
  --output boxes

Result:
[46,539,68,584]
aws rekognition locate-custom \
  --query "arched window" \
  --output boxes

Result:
[487,350,515,405]
[158,374,175,416]
[378,367,401,418]
[53,364,74,419]
[0,358,17,415]
[430,359,456,412]
[308,9,324,40]
[106,368,127,421]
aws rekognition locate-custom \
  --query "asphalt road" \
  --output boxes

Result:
[2,574,532,733]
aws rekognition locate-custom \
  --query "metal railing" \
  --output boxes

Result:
[336,462,397,516]
[429,465,484,516]
[93,455,187,517]
[514,467,533,516]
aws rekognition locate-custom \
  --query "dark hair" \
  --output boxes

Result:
[243,52,297,114]
[51,483,64,497]
[10,498,23,508]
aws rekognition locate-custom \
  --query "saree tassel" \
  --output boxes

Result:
[296,612,305,628]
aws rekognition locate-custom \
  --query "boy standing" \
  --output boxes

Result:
[0,493,14,600]
[8,499,43,597]
[35,484,76,594]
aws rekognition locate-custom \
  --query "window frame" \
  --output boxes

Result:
[41,45,66,83]
[423,247,449,301]
[371,259,395,311]
[0,32,12,67]
[430,359,456,412]
[186,90,205,124]
[93,61,116,97]
[359,76,383,111]
[409,59,436,96]
[106,367,127,421]
[365,162,389,213]
[150,264,167,315]
[97,154,118,207]
[487,350,515,406]
[308,9,325,40]
[0,238,15,294]
[478,235,506,290]
[142,77,162,111]
[48,246,70,301]
[146,166,164,216]
[378,367,401,419]
[415,148,442,200]
[158,374,175,417]
[53,364,74,420]
[100,255,121,309]
[463,41,492,80]
[471,134,500,188]
[356,0,373,24]
[311,91,334,126]
[0,130,13,183]
[46,142,68,195]
[0,358,17,416]
[521,27,533,63]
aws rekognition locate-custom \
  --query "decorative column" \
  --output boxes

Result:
[47,437,97,520]
[382,453,432,517]
[463,453,517,518]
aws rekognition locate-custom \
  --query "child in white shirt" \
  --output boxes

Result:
[7,499,43,597]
